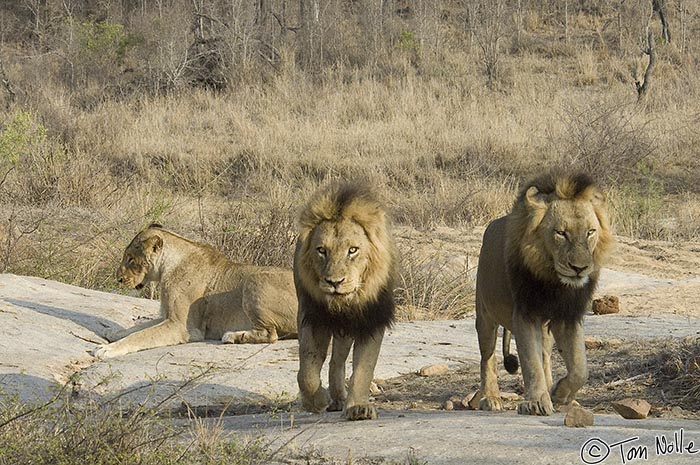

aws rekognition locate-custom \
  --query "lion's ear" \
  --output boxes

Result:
[591,189,607,208]
[525,186,548,211]
[143,235,163,254]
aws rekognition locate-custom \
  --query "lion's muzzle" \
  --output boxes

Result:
[319,277,357,297]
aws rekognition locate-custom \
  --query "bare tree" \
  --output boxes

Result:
[678,0,687,53]
[298,0,321,69]
[467,0,507,89]
[635,27,656,102]
[652,0,671,43]
[0,54,16,109]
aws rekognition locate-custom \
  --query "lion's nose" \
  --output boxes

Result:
[569,263,587,275]
[325,277,345,287]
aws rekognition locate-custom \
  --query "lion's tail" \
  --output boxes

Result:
[502,328,520,374]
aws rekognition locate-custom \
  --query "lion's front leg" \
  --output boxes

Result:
[93,319,190,359]
[103,318,163,342]
[549,320,588,408]
[297,324,331,413]
[512,312,554,416]
[328,335,352,411]
[343,330,383,421]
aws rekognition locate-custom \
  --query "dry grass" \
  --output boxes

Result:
[1,6,700,318]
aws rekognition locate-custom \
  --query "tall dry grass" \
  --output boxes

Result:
[1,7,700,319]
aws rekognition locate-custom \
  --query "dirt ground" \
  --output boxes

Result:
[376,228,700,421]
[372,337,700,421]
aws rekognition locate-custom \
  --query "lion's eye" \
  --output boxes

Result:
[127,257,135,265]
[316,246,326,256]
[348,247,358,256]
[554,230,567,238]
[587,229,597,237]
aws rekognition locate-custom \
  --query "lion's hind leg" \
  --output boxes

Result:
[222,326,279,344]
[549,320,588,408]
[476,310,503,411]
[542,327,554,392]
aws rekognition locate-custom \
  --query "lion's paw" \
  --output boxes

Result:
[517,397,554,416]
[479,396,503,411]
[221,331,245,344]
[344,404,377,421]
[328,399,345,412]
[92,344,123,360]
[301,387,330,414]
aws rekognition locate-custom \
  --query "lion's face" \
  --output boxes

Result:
[307,219,371,304]
[117,234,163,289]
[538,199,601,288]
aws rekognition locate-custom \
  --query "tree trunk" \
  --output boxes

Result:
[652,0,671,43]
[0,55,16,109]
[636,29,656,102]
[298,0,320,70]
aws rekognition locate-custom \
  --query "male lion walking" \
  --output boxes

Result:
[293,183,398,420]
[475,171,614,415]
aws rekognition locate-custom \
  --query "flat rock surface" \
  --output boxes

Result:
[3,272,700,407]
[2,229,700,464]
[223,410,700,465]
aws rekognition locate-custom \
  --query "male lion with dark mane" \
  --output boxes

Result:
[93,225,297,359]
[294,183,397,421]
[475,171,614,415]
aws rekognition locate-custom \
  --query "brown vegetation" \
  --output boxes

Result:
[1,1,699,320]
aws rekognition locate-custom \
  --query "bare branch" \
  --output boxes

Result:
[636,29,656,102]
[0,54,16,109]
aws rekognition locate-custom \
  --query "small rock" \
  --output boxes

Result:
[559,400,581,413]
[564,407,594,427]
[586,337,623,350]
[585,336,604,350]
[612,399,651,419]
[592,295,620,315]
[419,363,449,377]
[443,400,454,410]
[671,406,685,416]
[464,391,481,410]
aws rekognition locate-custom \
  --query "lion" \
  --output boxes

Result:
[93,224,297,359]
[475,171,614,415]
[294,183,397,421]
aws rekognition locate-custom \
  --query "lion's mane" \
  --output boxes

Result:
[294,183,397,339]
[504,172,614,324]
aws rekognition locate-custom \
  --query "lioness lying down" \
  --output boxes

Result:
[93,224,297,359]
